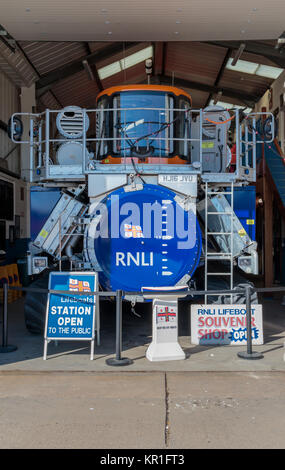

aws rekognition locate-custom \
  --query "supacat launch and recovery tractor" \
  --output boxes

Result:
[9,83,274,333]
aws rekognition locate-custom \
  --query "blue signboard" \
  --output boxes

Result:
[44,271,98,359]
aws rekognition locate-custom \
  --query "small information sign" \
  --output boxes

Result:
[191,304,263,345]
[43,271,99,360]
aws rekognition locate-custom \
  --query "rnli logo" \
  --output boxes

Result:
[115,252,153,266]
[124,224,144,238]
[69,278,91,292]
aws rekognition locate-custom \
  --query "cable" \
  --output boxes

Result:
[133,108,190,145]
[130,157,147,184]
[203,115,236,125]
[114,109,190,158]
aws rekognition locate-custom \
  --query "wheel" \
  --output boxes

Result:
[24,271,49,334]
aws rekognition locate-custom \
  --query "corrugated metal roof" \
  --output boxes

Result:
[38,90,61,111]
[87,42,110,53]
[96,42,151,69]
[0,39,280,110]
[0,69,20,174]
[182,88,209,108]
[0,41,38,87]
[51,69,100,108]
[18,41,87,75]
[219,69,272,97]
[165,42,228,86]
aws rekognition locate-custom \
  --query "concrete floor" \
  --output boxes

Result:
[0,295,285,449]
[0,370,285,449]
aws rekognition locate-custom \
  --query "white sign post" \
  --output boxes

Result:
[142,286,187,362]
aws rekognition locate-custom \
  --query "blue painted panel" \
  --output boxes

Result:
[226,186,256,240]
[3,238,29,265]
[30,186,61,241]
[264,143,285,207]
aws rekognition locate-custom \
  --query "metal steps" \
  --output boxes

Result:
[204,182,234,304]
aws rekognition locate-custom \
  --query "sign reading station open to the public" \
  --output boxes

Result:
[191,304,263,345]
[45,271,97,341]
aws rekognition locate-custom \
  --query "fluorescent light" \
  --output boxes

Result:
[98,46,153,80]
[255,64,283,79]
[120,46,153,70]
[98,61,121,80]
[227,58,259,74]
[226,58,283,80]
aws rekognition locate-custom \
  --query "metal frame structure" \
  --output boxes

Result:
[10,107,273,182]
[10,106,274,304]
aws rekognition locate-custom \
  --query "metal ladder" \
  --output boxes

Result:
[204,181,234,304]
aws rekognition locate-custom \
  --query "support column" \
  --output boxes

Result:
[263,172,274,287]
[20,84,36,182]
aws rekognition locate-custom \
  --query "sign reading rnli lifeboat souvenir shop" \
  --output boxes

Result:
[191,304,263,345]
[43,272,99,360]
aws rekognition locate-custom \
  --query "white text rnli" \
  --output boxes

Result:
[116,252,154,266]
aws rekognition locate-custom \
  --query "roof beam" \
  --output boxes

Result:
[36,41,140,96]
[84,42,103,91]
[205,48,232,107]
[158,74,259,107]
[206,41,285,68]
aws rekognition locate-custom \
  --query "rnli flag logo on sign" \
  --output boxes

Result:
[69,278,91,292]
[124,224,144,238]
[157,306,176,323]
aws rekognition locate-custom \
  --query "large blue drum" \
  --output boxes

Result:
[85,184,202,293]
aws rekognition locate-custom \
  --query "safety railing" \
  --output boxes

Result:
[10,108,203,180]
[9,108,274,183]
[2,283,285,363]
